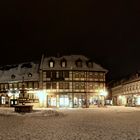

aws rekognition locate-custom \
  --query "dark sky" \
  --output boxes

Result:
[0,0,140,81]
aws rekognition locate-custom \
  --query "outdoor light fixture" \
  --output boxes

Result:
[99,89,108,97]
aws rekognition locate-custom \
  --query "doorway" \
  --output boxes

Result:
[59,95,69,107]
[47,95,57,107]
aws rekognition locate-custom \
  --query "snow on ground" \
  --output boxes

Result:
[0,106,140,140]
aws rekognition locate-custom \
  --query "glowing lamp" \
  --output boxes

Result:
[99,89,108,97]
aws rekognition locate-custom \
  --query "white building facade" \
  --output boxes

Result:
[111,74,140,107]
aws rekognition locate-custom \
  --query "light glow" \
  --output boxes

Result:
[36,90,47,107]
[136,97,140,105]
[99,89,108,97]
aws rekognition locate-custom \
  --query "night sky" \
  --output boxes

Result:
[0,0,140,81]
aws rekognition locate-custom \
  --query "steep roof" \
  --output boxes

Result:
[0,62,39,83]
[41,55,107,72]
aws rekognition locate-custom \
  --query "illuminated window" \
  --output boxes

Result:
[18,83,22,89]
[61,59,67,68]
[23,83,27,88]
[9,83,13,89]
[13,83,18,89]
[28,82,33,89]
[87,60,93,68]
[28,73,32,77]
[1,97,5,104]
[49,59,54,68]
[74,82,85,89]
[50,62,54,67]
[59,82,63,89]
[59,82,69,89]
[62,61,66,67]
[4,84,9,89]
[74,72,79,78]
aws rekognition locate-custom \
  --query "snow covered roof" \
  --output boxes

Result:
[41,55,107,72]
[0,62,39,83]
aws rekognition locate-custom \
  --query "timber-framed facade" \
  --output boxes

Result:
[0,54,108,108]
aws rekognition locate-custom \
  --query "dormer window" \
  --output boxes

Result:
[87,60,93,68]
[28,73,32,77]
[11,74,15,79]
[61,58,67,68]
[76,59,82,67]
[49,59,54,68]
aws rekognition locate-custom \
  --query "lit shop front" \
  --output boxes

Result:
[44,90,108,108]
[47,93,72,108]
[134,95,140,106]
[0,93,9,107]
[115,94,140,106]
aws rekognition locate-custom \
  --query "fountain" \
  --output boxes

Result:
[14,77,33,113]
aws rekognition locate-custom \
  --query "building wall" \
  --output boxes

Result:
[111,78,140,106]
[40,70,106,108]
[0,55,107,108]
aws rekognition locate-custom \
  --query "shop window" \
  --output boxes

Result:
[1,97,5,104]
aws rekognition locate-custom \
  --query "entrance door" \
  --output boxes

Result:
[48,95,57,107]
[59,95,69,107]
